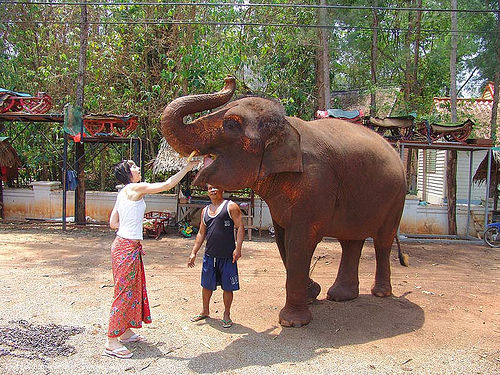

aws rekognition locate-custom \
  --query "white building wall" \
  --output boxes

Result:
[417,149,488,205]
[456,150,488,204]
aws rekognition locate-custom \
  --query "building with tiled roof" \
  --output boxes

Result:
[432,82,499,139]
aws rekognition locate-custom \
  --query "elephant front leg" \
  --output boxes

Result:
[279,233,318,327]
[274,220,321,304]
[327,239,364,301]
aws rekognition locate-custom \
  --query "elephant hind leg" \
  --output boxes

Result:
[371,237,394,297]
[327,239,364,301]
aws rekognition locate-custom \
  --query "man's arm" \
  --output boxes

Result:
[188,208,207,268]
[229,202,244,263]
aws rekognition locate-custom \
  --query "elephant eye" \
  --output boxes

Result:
[223,118,241,132]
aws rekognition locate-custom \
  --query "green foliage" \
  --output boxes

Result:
[0,1,498,188]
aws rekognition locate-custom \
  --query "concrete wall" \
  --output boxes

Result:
[2,182,486,236]
[400,196,484,236]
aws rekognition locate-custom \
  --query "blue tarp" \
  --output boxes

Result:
[0,88,31,97]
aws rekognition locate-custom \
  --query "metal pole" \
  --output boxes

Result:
[141,138,145,182]
[484,149,493,231]
[62,132,68,231]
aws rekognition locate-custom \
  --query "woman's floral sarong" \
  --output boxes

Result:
[108,236,152,337]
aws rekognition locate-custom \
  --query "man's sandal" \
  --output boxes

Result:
[221,319,233,328]
[190,314,209,322]
[104,346,133,359]
[119,333,147,343]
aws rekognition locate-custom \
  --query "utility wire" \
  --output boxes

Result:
[0,1,498,14]
[0,18,493,34]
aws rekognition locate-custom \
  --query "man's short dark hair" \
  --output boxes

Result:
[114,160,132,185]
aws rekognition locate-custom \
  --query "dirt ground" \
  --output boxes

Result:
[0,221,499,375]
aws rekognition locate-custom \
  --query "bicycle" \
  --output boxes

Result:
[483,222,500,248]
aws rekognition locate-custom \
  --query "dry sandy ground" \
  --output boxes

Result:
[0,221,499,375]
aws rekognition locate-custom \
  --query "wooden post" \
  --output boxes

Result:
[316,0,330,111]
[74,0,89,225]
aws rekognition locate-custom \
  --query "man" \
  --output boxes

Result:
[187,184,244,328]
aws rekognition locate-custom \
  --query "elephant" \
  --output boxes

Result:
[161,76,407,327]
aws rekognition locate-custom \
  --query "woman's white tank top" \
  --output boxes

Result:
[115,189,146,240]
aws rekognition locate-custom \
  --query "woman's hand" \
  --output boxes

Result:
[186,159,200,170]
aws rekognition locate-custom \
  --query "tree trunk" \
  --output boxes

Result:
[316,0,330,111]
[446,150,457,233]
[490,0,500,143]
[404,1,422,194]
[181,5,196,96]
[0,169,3,219]
[412,0,422,97]
[370,0,378,115]
[75,0,89,225]
[403,0,414,102]
[447,0,458,235]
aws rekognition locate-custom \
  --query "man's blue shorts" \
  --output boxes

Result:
[201,254,239,291]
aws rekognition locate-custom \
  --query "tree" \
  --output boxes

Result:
[316,0,331,111]
[491,0,500,142]
[447,0,458,235]
[370,0,379,116]
[75,0,89,225]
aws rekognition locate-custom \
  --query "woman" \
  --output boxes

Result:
[105,158,198,359]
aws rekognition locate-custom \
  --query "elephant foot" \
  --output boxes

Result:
[371,282,392,297]
[279,304,312,327]
[326,281,359,302]
[307,279,321,304]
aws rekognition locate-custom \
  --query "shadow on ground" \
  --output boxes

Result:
[173,294,424,373]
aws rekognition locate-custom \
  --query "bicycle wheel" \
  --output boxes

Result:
[483,227,500,248]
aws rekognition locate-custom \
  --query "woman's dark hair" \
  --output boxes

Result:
[113,160,132,185]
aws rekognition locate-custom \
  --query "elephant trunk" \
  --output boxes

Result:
[160,76,236,156]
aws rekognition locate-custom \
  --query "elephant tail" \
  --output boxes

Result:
[395,235,409,267]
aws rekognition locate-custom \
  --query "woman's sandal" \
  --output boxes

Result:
[221,319,233,328]
[104,346,133,359]
[190,314,209,322]
[119,333,147,343]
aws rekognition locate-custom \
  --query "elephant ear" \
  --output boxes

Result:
[258,119,303,178]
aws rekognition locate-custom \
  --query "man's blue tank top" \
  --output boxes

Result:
[204,200,235,258]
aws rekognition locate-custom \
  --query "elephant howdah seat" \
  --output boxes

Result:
[364,115,417,140]
[315,108,364,124]
[0,88,52,114]
[417,119,474,144]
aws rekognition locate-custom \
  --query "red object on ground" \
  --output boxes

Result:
[143,211,174,240]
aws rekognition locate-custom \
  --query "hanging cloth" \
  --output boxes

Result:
[66,170,78,190]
